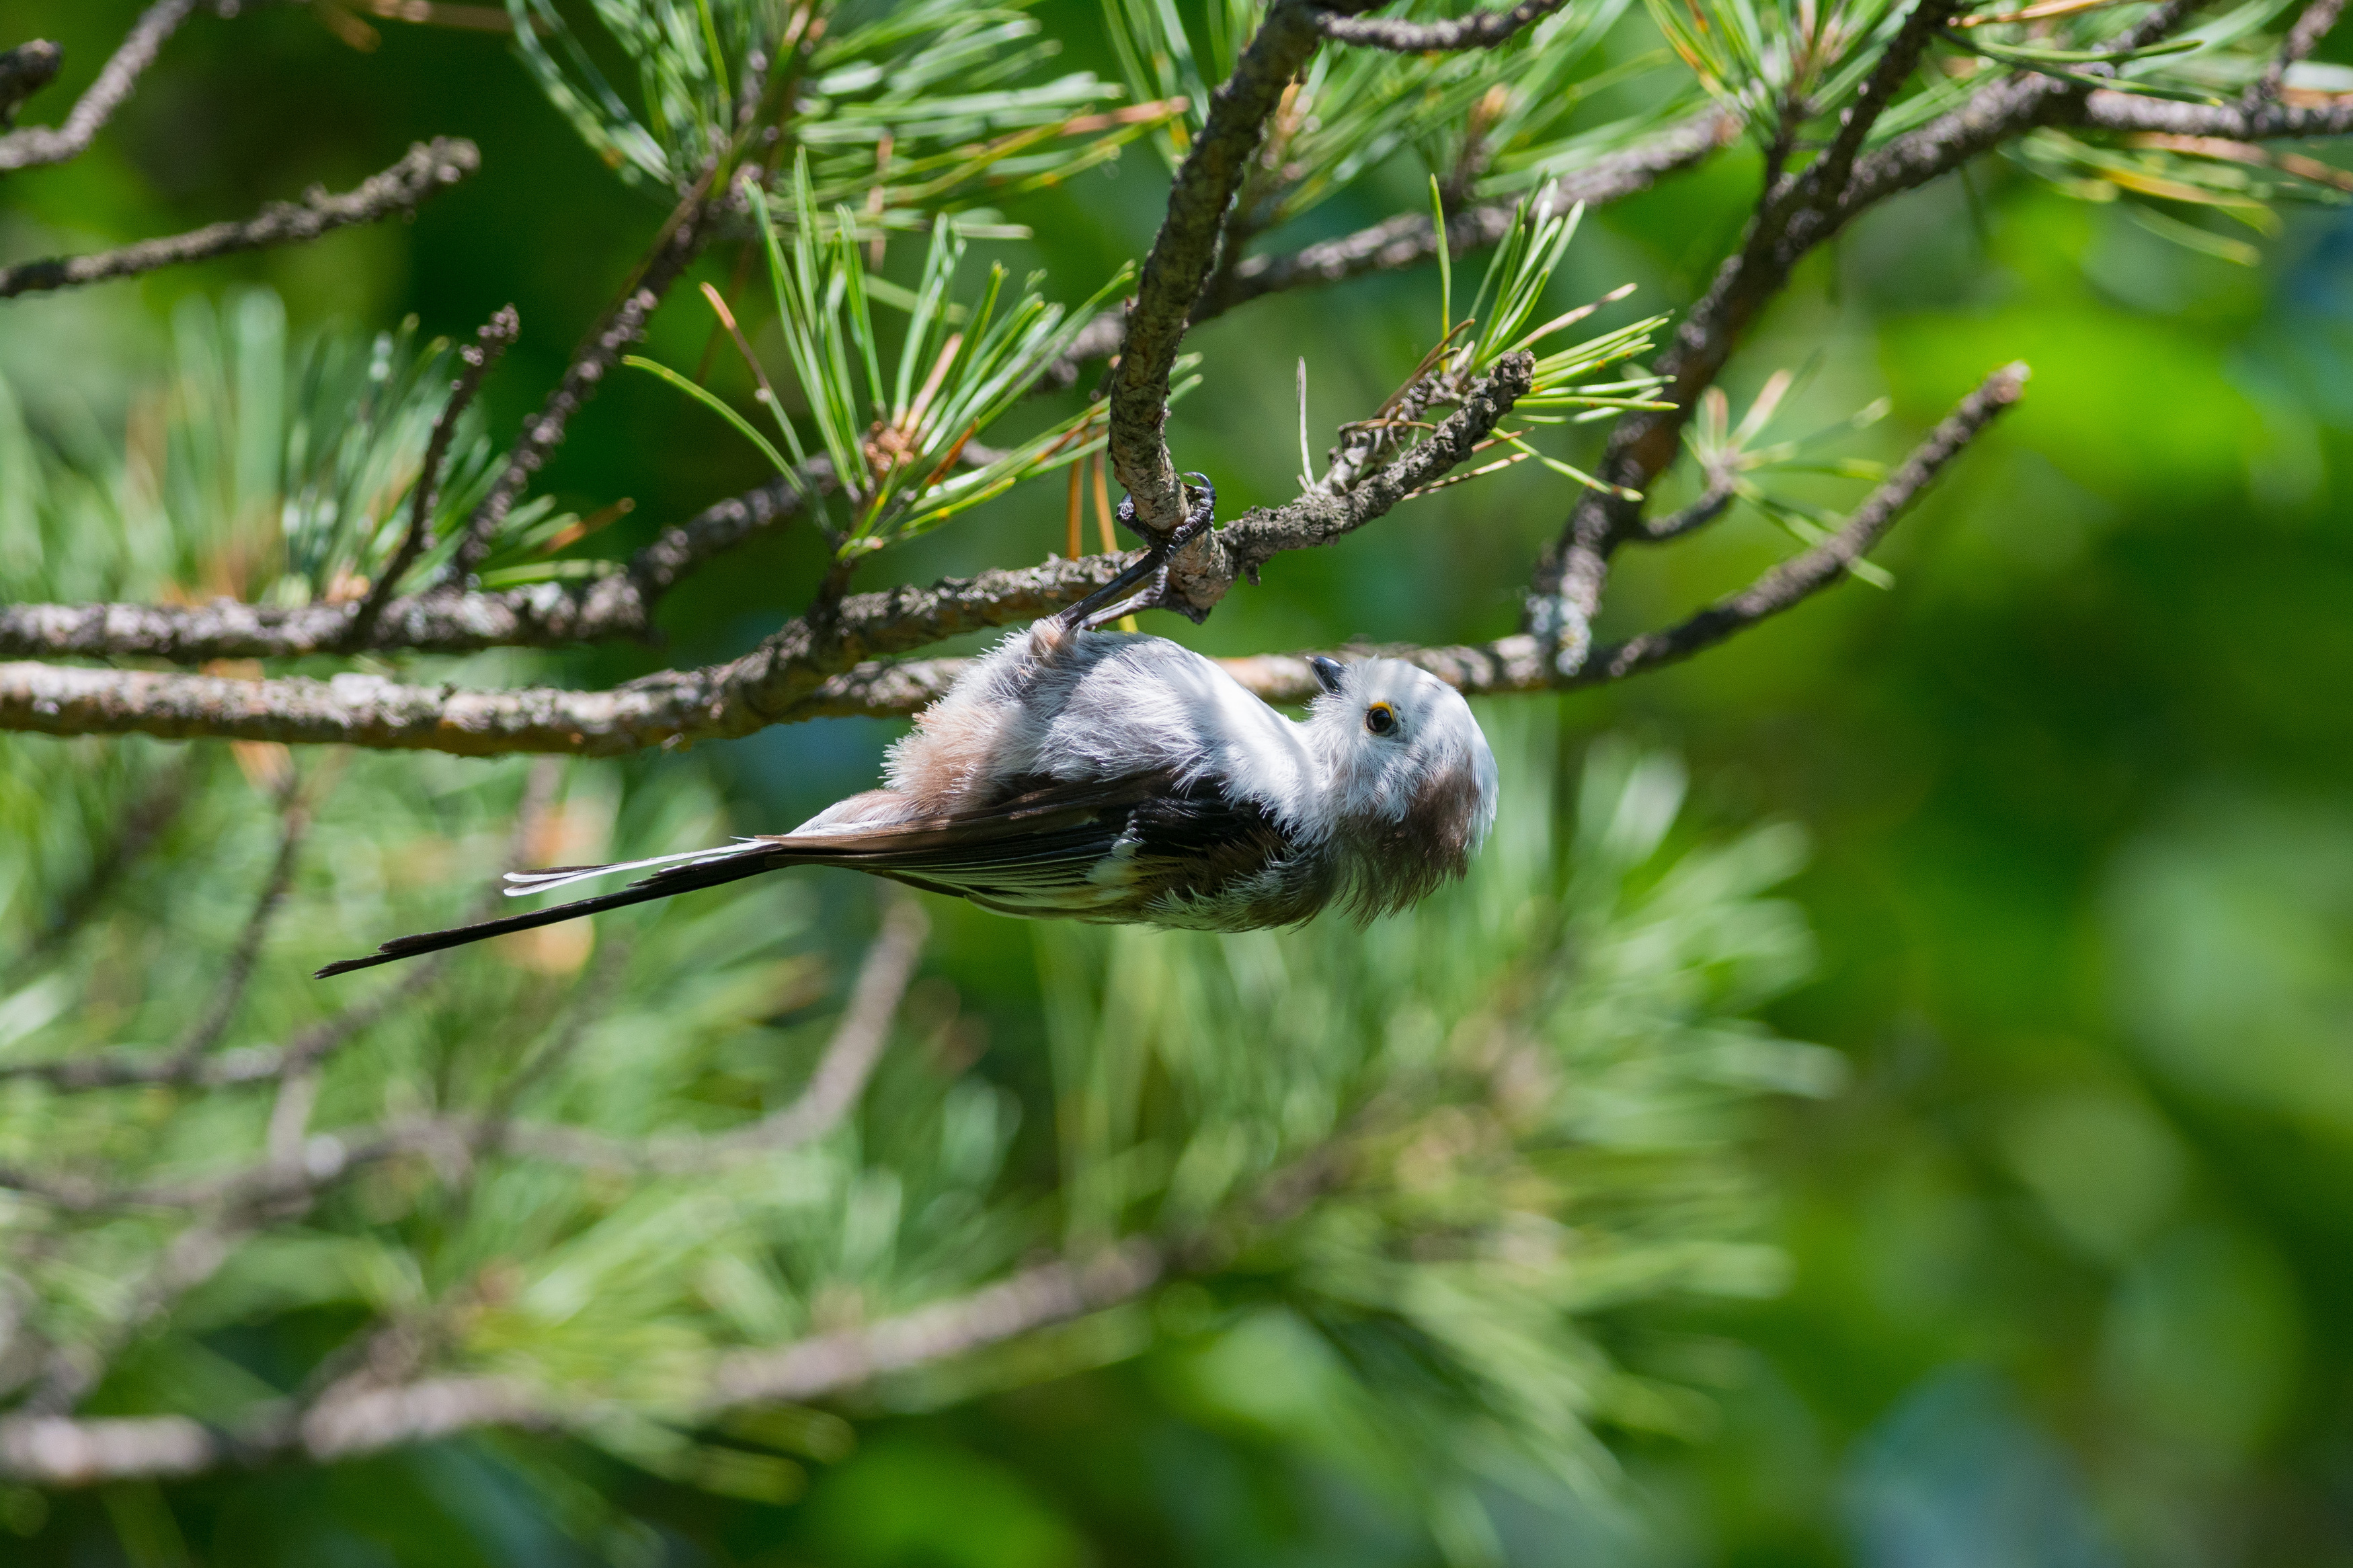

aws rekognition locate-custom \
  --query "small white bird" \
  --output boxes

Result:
[319,487,1498,977]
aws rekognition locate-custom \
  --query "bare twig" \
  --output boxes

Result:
[0,139,479,298]
[1310,0,1568,52]
[800,366,2026,714]
[1580,362,2025,679]
[705,1243,1162,1407]
[0,1,201,173]
[346,305,519,645]
[1637,470,1741,542]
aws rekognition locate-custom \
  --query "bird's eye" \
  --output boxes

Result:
[1365,702,1398,736]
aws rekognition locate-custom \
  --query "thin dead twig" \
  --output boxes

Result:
[0,139,479,298]
[0,0,200,173]
[1310,0,1568,52]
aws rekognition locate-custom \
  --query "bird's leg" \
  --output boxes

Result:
[1053,473,1216,632]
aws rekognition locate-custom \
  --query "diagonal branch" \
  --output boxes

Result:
[0,139,480,298]
[0,1,200,173]
[1310,0,1568,52]
[1111,0,1360,537]
[153,780,312,1071]
[0,768,562,1091]
[2077,87,2353,135]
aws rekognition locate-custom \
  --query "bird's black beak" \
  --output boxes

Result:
[1308,656,1347,696]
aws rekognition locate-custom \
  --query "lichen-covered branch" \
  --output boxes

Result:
[1310,0,1568,52]
[0,551,1135,754]
[0,139,480,298]
[2077,86,2353,136]
[1110,0,1355,536]
[1163,352,1535,612]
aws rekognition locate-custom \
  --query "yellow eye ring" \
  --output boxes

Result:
[1364,702,1398,736]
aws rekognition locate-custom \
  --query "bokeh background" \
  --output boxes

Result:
[3,0,2350,1562]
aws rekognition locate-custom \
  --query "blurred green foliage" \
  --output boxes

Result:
[1,0,2351,1563]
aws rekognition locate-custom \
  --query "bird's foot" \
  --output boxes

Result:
[1054,473,1215,632]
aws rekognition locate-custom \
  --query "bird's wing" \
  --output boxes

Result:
[763,770,1307,919]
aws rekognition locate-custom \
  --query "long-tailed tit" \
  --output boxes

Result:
[319,485,1497,977]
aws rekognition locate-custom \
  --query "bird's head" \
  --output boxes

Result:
[1304,655,1499,917]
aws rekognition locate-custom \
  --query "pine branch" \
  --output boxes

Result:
[798,366,2025,714]
[1527,0,1974,669]
[0,139,480,298]
[0,356,1529,753]
[1030,113,1728,393]
[1309,0,1570,52]
[0,1,200,173]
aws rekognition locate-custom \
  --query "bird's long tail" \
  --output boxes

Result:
[315,841,778,978]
